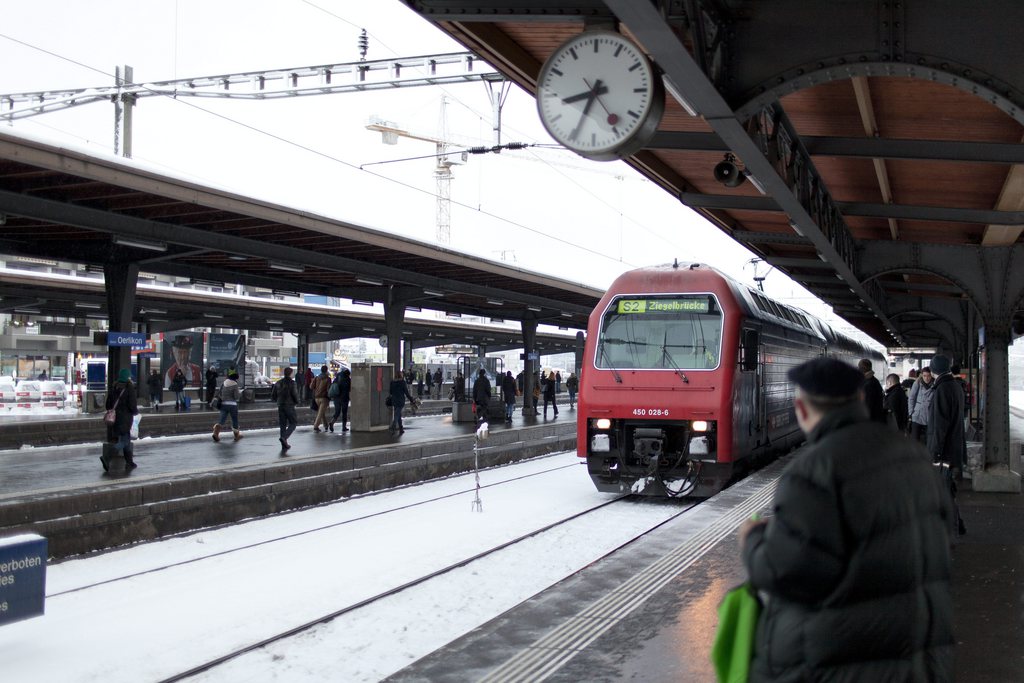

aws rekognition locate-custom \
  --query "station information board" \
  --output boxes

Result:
[0,534,47,627]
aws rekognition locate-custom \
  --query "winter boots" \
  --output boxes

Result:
[233,429,243,441]
[212,423,221,442]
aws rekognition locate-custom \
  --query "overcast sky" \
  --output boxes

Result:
[0,0,875,344]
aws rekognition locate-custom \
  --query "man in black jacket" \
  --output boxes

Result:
[472,368,491,425]
[858,358,886,423]
[740,357,954,682]
[928,353,967,536]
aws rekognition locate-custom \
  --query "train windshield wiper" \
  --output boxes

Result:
[661,332,689,384]
[597,341,623,383]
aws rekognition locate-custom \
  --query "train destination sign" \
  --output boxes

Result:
[0,533,47,627]
[616,297,711,315]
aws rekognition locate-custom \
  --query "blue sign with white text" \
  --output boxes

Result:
[0,534,47,626]
[108,332,147,347]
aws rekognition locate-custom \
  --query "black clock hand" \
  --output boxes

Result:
[562,84,608,104]
[569,78,603,141]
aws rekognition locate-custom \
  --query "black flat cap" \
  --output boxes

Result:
[787,357,863,399]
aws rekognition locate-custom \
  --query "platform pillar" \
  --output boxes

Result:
[977,325,1021,492]
[521,319,537,416]
[296,333,309,400]
[103,261,139,390]
[384,286,406,372]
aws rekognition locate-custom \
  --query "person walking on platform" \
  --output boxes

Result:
[303,367,314,401]
[565,372,579,410]
[205,365,218,409]
[389,371,417,435]
[542,371,558,418]
[272,367,299,451]
[501,370,517,424]
[433,367,443,399]
[555,370,562,394]
[425,369,434,400]
[170,369,186,411]
[531,378,541,415]
[416,372,425,398]
[858,358,886,423]
[928,353,968,536]
[472,368,492,425]
[883,372,909,432]
[146,369,162,411]
[739,357,954,682]
[329,368,351,432]
[212,369,243,442]
[102,367,139,472]
[311,365,331,432]
[908,366,935,443]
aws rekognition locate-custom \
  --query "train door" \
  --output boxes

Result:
[740,326,765,444]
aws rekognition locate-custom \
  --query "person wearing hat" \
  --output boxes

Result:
[927,353,968,536]
[738,357,954,682]
[102,367,139,472]
[212,369,243,442]
[164,333,203,390]
[857,358,886,423]
[472,367,492,425]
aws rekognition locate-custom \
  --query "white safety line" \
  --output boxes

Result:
[478,475,780,683]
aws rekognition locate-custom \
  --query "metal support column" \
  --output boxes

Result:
[137,322,150,395]
[521,319,538,417]
[383,286,406,372]
[975,324,1021,492]
[103,261,139,391]
[402,340,413,374]
[296,333,309,400]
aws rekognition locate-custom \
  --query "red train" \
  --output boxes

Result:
[577,262,884,497]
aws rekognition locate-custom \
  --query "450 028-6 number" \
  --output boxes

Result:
[632,408,670,417]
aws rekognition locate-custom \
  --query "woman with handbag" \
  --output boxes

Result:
[211,369,243,442]
[102,368,138,472]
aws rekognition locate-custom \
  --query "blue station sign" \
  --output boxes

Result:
[108,331,147,347]
[0,534,47,626]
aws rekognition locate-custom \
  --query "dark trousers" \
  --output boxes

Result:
[544,396,558,415]
[332,398,348,426]
[278,404,298,441]
[910,421,927,444]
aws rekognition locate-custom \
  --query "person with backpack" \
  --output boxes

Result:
[472,368,492,425]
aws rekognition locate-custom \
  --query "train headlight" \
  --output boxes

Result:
[691,420,709,432]
[595,418,612,430]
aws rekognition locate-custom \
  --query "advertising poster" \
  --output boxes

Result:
[162,331,204,389]
[208,333,247,388]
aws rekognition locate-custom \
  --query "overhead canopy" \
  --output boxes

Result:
[403,0,1024,352]
[0,130,602,331]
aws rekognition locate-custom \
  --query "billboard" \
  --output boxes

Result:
[162,331,204,389]
[208,334,246,388]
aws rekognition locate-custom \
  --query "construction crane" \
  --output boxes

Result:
[366,97,470,245]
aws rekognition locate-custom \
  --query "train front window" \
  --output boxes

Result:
[596,295,722,370]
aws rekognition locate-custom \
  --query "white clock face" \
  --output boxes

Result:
[537,30,664,161]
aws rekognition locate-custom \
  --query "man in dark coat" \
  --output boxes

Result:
[883,372,909,431]
[330,368,352,433]
[928,353,967,536]
[858,358,886,423]
[272,367,300,451]
[739,357,954,682]
[500,370,518,423]
[205,365,218,409]
[389,371,417,435]
[472,368,491,425]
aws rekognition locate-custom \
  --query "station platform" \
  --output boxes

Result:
[390,419,1024,683]
[0,404,576,558]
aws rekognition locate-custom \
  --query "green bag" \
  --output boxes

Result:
[711,582,761,683]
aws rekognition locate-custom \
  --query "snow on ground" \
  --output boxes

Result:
[5,452,688,682]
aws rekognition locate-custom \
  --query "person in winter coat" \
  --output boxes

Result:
[389,371,417,435]
[170,369,186,410]
[146,369,163,411]
[102,367,139,472]
[883,373,909,432]
[205,365,218,409]
[500,370,518,423]
[212,369,243,442]
[311,365,332,432]
[928,353,967,536]
[565,372,579,409]
[329,368,352,432]
[452,371,466,402]
[739,357,954,682]
[272,367,300,451]
[907,366,935,443]
[858,358,886,423]
[433,368,443,399]
[542,370,558,418]
[901,368,918,391]
[472,368,492,425]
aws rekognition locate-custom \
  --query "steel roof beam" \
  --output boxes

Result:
[403,1,612,22]
[653,131,1024,164]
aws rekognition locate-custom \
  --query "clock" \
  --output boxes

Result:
[536,30,665,162]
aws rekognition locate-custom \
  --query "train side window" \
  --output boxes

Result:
[741,329,759,371]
